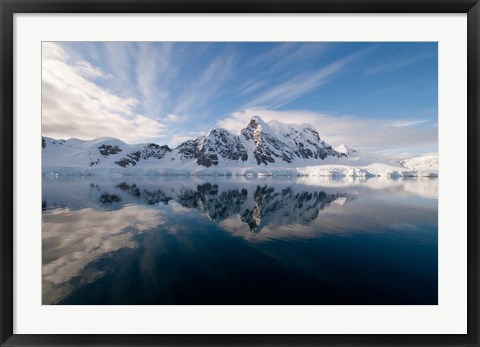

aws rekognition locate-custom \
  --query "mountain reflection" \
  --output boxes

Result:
[42,176,438,305]
[112,181,346,232]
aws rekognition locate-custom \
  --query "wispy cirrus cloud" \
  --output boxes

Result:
[244,62,342,108]
[136,42,174,117]
[75,61,106,79]
[249,42,330,74]
[174,53,238,115]
[42,42,166,143]
[365,49,437,75]
[104,42,134,88]
[43,42,437,154]
[166,114,187,123]
[248,42,297,66]
[237,80,267,97]
[391,119,430,127]
[243,47,368,109]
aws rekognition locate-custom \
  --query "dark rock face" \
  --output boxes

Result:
[292,128,343,160]
[174,118,345,168]
[43,116,348,169]
[196,153,219,168]
[177,139,219,167]
[241,117,346,166]
[115,143,171,168]
[98,144,122,156]
[242,127,290,165]
[177,140,197,160]
[196,129,248,167]
[177,129,248,168]
[203,129,248,162]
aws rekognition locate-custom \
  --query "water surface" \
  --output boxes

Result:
[42,176,438,305]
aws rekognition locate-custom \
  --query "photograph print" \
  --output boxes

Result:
[42,42,438,305]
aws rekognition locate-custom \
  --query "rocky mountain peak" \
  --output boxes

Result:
[43,116,348,169]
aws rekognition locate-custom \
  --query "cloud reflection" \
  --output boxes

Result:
[42,176,438,304]
[42,205,166,304]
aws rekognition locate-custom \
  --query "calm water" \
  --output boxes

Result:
[42,176,438,305]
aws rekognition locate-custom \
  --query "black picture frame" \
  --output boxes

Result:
[1,0,479,346]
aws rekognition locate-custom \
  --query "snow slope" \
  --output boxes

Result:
[42,116,438,177]
[401,154,438,171]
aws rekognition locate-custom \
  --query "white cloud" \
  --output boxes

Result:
[42,42,167,144]
[249,42,297,66]
[42,42,68,61]
[135,42,173,116]
[249,42,329,72]
[104,42,133,86]
[166,114,186,123]
[237,80,267,96]
[391,119,429,127]
[169,132,204,147]
[75,61,105,79]
[245,61,341,108]
[365,50,437,75]
[174,54,237,114]
[244,47,368,109]
[217,108,437,154]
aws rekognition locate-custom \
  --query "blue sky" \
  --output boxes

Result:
[42,42,438,156]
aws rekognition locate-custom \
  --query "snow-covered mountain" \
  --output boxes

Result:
[335,144,357,157]
[43,116,345,170]
[400,154,438,171]
[172,116,347,167]
[241,116,344,164]
[42,137,172,169]
[42,116,438,177]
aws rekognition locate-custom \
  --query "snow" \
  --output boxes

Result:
[41,163,438,178]
[42,116,439,178]
[401,154,438,171]
[334,144,353,156]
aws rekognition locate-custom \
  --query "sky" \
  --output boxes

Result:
[42,41,438,156]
